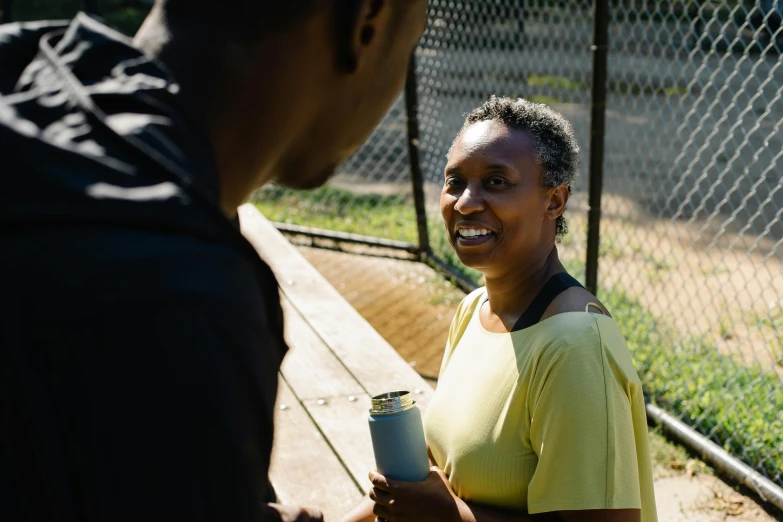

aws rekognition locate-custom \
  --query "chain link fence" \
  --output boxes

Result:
[416,0,783,486]
[415,0,783,493]
[597,0,783,488]
[415,0,594,284]
[6,0,783,500]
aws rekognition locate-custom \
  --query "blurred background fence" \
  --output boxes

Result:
[4,0,782,502]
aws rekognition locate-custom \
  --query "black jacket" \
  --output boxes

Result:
[0,13,286,521]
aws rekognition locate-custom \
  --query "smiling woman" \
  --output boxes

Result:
[445,95,579,248]
[342,97,657,522]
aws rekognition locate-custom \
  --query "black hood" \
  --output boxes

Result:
[0,13,231,241]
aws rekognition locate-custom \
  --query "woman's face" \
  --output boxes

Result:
[440,120,561,276]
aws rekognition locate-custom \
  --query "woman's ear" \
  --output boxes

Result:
[545,186,570,220]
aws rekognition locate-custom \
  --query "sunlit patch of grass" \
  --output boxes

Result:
[664,85,690,97]
[746,307,783,366]
[527,75,586,91]
[254,185,418,244]
[600,235,625,260]
[718,314,735,340]
[648,427,712,477]
[640,250,673,284]
[530,94,563,106]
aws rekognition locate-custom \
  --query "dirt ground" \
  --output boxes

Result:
[298,242,457,382]
[296,242,781,522]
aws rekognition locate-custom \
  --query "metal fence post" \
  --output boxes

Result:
[404,53,430,257]
[585,0,609,296]
[1,0,13,23]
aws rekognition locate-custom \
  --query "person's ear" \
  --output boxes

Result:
[545,186,570,220]
[334,0,387,73]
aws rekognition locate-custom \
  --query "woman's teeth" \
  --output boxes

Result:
[458,229,492,238]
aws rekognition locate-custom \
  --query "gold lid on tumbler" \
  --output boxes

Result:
[370,391,416,415]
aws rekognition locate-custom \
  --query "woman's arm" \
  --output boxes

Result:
[453,499,558,522]
[342,492,639,522]
[363,469,559,522]
[462,505,640,522]
[558,511,640,522]
[340,470,546,522]
[349,469,639,522]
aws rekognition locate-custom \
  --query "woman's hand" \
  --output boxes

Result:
[368,466,462,522]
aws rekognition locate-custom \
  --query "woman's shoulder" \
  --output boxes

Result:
[531,311,605,349]
[540,284,611,321]
[531,310,640,383]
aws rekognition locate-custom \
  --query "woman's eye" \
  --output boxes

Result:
[444,177,463,187]
[488,177,509,186]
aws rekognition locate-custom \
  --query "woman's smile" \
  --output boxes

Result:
[454,222,497,247]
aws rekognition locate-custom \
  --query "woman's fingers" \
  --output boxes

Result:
[372,501,393,521]
[368,470,399,521]
[368,471,392,492]
[369,487,394,507]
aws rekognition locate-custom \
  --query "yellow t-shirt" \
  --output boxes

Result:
[423,288,657,521]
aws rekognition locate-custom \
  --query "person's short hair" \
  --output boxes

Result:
[458,95,580,239]
[159,0,324,40]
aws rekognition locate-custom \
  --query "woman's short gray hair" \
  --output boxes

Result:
[456,95,580,239]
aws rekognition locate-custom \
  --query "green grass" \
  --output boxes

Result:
[747,308,783,367]
[253,185,783,484]
[529,95,564,106]
[609,79,697,98]
[255,185,418,244]
[664,85,690,97]
[600,235,625,260]
[521,74,693,102]
[527,75,586,92]
[642,251,673,284]
[604,288,783,482]
[757,307,783,331]
[718,314,735,340]
[648,427,712,476]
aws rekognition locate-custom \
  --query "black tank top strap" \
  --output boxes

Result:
[511,272,584,332]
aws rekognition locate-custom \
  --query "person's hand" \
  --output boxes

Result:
[265,502,325,522]
[368,466,462,522]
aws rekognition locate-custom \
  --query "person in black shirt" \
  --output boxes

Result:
[0,1,428,521]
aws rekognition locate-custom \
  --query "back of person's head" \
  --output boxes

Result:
[157,0,325,41]
[137,1,429,211]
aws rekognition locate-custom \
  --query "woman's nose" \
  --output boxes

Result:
[454,187,485,215]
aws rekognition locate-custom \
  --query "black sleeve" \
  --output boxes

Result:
[6,291,282,522]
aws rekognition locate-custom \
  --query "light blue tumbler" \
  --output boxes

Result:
[368,391,430,482]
